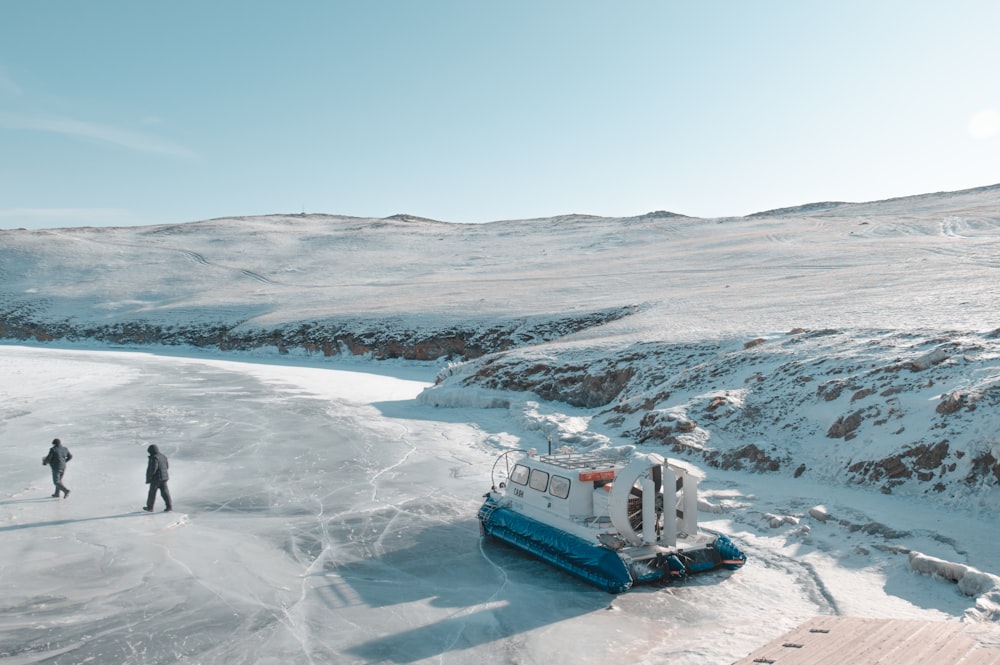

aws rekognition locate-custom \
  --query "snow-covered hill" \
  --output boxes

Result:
[3,183,998,341]
[4,185,1000,663]
[3,183,1000,507]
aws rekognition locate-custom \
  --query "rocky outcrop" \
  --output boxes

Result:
[827,410,865,439]
[0,305,637,361]
[470,355,636,408]
[706,443,785,473]
[848,441,952,492]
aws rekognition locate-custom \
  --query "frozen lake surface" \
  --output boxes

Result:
[2,345,999,664]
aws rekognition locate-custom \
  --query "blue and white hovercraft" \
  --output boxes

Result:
[478,447,746,593]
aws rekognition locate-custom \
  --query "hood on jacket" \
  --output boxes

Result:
[147,444,159,454]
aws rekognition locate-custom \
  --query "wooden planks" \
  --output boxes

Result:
[732,616,1000,665]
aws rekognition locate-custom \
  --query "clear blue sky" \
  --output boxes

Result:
[2,1,1000,229]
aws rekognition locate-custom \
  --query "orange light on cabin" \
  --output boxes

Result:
[578,469,616,482]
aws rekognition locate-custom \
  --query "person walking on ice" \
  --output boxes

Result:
[143,444,172,512]
[42,437,72,498]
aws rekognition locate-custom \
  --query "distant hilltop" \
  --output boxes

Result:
[282,182,1000,225]
[748,182,1000,218]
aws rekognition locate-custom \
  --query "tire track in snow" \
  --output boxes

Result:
[164,248,282,285]
[727,527,840,616]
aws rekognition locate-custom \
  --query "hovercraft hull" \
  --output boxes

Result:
[479,498,634,593]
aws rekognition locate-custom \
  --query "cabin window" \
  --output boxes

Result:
[510,464,530,486]
[548,475,571,499]
[528,469,549,492]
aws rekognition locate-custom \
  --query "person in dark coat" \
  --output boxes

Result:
[42,437,72,498]
[143,444,172,512]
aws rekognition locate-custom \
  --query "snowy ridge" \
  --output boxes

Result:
[423,327,1000,507]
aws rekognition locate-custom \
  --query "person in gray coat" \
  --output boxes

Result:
[42,438,72,498]
[143,444,172,512]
